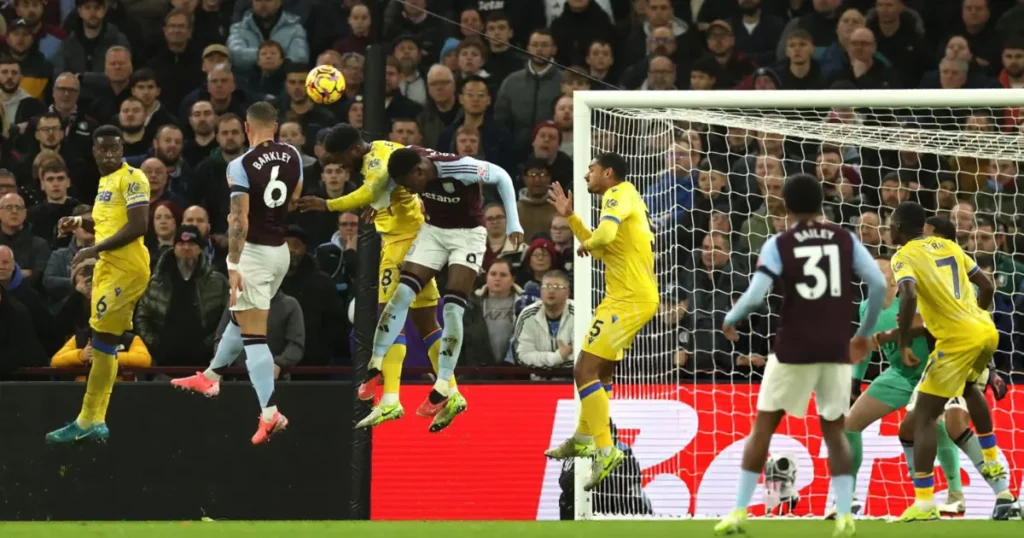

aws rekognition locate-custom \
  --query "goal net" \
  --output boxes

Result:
[570,89,1024,520]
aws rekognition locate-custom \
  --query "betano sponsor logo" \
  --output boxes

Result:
[372,385,1024,520]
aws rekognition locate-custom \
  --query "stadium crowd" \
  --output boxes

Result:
[0,0,1023,381]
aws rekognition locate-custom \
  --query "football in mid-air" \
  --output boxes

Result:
[306,65,346,105]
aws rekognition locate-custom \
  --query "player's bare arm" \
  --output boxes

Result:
[58,214,96,235]
[895,279,920,367]
[72,205,148,266]
[227,193,249,306]
[969,267,995,311]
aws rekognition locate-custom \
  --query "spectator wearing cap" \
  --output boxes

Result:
[729,0,785,67]
[332,3,371,56]
[866,0,930,88]
[531,120,572,193]
[0,243,57,354]
[462,258,522,367]
[6,0,66,61]
[439,37,460,73]
[705,20,757,89]
[495,28,562,151]
[830,27,900,89]
[620,25,682,91]
[518,157,558,242]
[134,224,229,368]
[775,0,842,61]
[437,75,514,173]
[751,66,780,89]
[393,35,427,105]
[383,0,446,64]
[518,237,558,289]
[417,64,460,149]
[146,8,204,111]
[227,0,308,81]
[776,29,826,89]
[53,0,129,75]
[688,55,719,90]
[483,11,523,88]
[512,269,574,368]
[281,225,344,367]
[549,0,615,68]
[5,18,54,99]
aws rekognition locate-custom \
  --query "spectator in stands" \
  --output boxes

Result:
[131,69,178,143]
[832,27,900,88]
[54,0,130,75]
[0,284,46,374]
[134,225,229,367]
[46,73,95,156]
[15,112,67,192]
[454,38,492,90]
[954,0,1001,74]
[973,253,1023,373]
[147,200,181,264]
[513,269,573,368]
[777,29,827,89]
[482,203,525,274]
[0,192,49,285]
[687,55,719,90]
[818,148,862,225]
[818,7,877,78]
[974,216,1024,295]
[655,288,692,371]
[641,54,678,90]
[0,243,56,353]
[998,37,1024,128]
[550,215,573,274]
[280,64,336,153]
[438,75,512,171]
[877,172,912,220]
[51,260,151,376]
[180,64,252,121]
[517,157,557,241]
[689,158,733,239]
[952,200,978,245]
[384,0,445,63]
[42,203,91,305]
[518,237,557,288]
[11,0,64,61]
[730,0,785,67]
[281,225,344,367]
[584,39,614,88]
[777,0,842,60]
[85,46,133,124]
[214,289,305,378]
[142,157,187,210]
[340,52,364,102]
[463,258,522,366]
[979,159,1023,218]
[483,11,522,86]
[856,211,886,257]
[454,125,480,157]
[495,28,562,150]
[705,19,756,89]
[550,95,573,157]
[332,3,371,55]
[418,64,459,149]
[384,56,424,122]
[621,22,680,89]
[182,205,226,272]
[27,159,78,249]
[183,101,218,167]
[129,125,195,199]
[118,97,151,156]
[0,56,44,128]
[313,211,358,323]
[531,120,572,192]
[0,170,13,198]
[7,18,54,100]
[684,232,748,374]
[867,0,930,88]
[191,113,244,235]
[227,0,308,80]
[739,174,784,253]
[922,57,975,91]
[550,0,615,68]
[623,0,697,66]
[646,136,695,230]
[280,121,316,168]
[392,35,427,105]
[147,9,204,110]
[752,66,781,89]
[389,118,423,147]
[248,40,288,96]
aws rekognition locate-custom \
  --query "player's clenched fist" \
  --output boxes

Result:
[57,215,81,236]
[295,196,327,212]
[509,231,524,249]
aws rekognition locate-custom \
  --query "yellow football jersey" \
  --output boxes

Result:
[591,182,658,303]
[325,140,424,239]
[93,163,151,270]
[891,236,994,340]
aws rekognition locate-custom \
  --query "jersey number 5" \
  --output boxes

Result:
[793,244,841,300]
[264,165,288,208]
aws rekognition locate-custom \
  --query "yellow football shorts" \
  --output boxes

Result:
[379,235,439,307]
[918,327,1000,399]
[89,260,149,336]
[581,298,658,361]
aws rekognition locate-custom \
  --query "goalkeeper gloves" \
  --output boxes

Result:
[988,370,1008,401]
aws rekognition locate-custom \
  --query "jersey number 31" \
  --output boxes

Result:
[794,244,841,300]
[264,165,288,208]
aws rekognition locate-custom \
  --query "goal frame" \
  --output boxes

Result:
[570,88,1024,521]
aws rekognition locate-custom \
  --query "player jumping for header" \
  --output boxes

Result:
[714,174,887,537]
[544,153,659,492]
[46,125,152,443]
[171,102,303,445]
[372,146,523,431]
[888,202,1018,521]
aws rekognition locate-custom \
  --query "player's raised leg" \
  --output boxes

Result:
[420,262,475,423]
[171,311,242,397]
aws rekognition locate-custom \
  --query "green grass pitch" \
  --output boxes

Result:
[0,520,1020,537]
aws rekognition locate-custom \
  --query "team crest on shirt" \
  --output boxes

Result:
[442,182,455,194]
[127,182,141,193]
[477,165,487,178]
[893,261,904,272]
[605,199,618,209]
[367,158,381,169]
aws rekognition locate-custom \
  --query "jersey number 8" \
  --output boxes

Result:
[264,165,288,208]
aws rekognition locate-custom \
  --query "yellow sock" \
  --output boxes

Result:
[381,340,407,400]
[424,329,456,389]
[977,431,999,463]
[912,472,934,502]
[578,380,611,449]
[77,348,118,427]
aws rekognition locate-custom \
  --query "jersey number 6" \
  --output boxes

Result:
[264,165,288,209]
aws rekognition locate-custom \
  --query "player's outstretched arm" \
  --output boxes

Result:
[968,264,995,311]
[482,162,524,247]
[850,236,887,338]
[74,205,148,267]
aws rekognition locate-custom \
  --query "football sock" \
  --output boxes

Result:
[845,430,862,491]
[833,475,854,515]
[976,430,999,464]
[371,279,418,359]
[899,436,916,480]
[423,329,456,389]
[77,339,118,427]
[380,336,407,403]
[242,335,277,416]
[205,317,242,381]
[734,469,760,510]
[956,429,1009,494]
[912,472,934,503]
[578,380,611,449]
[431,293,467,401]
[936,422,962,492]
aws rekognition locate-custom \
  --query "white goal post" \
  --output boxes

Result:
[570,89,1024,520]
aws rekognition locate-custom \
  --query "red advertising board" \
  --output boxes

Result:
[371,384,1024,520]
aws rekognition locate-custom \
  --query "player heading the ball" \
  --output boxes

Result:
[713,173,887,537]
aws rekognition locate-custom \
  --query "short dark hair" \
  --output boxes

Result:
[39,159,69,179]
[216,112,243,132]
[881,171,901,184]
[93,124,123,142]
[530,28,554,41]
[324,123,362,154]
[1004,34,1024,53]
[155,124,182,139]
[594,152,628,180]
[0,55,19,68]
[782,173,824,214]
[120,95,144,110]
[130,68,158,88]
[975,214,996,231]
[543,269,569,285]
[893,201,927,236]
[286,62,311,76]
[36,111,62,126]
[246,101,278,125]
[925,216,956,240]
[788,28,814,44]
[458,74,490,94]
[386,148,423,180]
[690,55,719,77]
[485,10,511,24]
